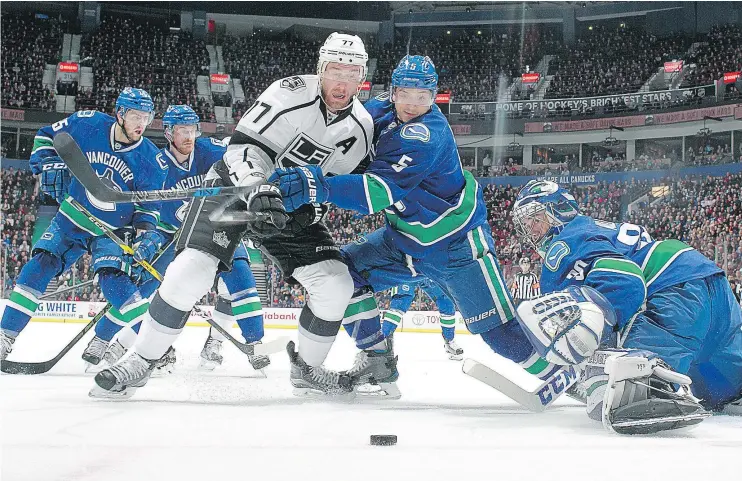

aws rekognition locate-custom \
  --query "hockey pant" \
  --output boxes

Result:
[1,214,148,338]
[340,226,561,380]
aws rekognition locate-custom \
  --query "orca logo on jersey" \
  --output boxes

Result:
[278,133,334,168]
[544,241,570,272]
[400,123,430,143]
[280,76,307,92]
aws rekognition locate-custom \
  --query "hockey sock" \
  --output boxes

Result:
[441,326,456,342]
[381,309,403,337]
[1,252,62,335]
[342,291,385,350]
[134,292,188,360]
[440,314,456,340]
[98,269,150,335]
[297,305,342,367]
[116,322,140,350]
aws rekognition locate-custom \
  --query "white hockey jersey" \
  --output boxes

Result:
[226,75,373,184]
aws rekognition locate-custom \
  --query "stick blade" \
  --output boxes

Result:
[252,336,290,356]
[1,360,52,375]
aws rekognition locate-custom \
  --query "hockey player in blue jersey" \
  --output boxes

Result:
[382,280,463,360]
[0,88,168,363]
[510,180,742,433]
[87,106,269,390]
[272,55,556,398]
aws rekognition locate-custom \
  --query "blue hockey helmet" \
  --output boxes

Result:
[162,104,201,139]
[391,55,438,104]
[115,87,155,125]
[512,180,580,254]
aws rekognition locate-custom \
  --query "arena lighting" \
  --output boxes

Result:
[697,116,723,137]
[603,125,624,147]
[507,132,524,152]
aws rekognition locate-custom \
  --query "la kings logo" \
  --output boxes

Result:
[277,133,334,168]
[212,231,230,249]
[280,76,306,91]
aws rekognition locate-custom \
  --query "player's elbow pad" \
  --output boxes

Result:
[223,145,272,188]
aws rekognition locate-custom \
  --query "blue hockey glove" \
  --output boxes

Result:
[133,230,165,265]
[268,165,329,212]
[37,155,71,204]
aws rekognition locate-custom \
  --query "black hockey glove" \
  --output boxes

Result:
[245,183,289,238]
[284,203,329,234]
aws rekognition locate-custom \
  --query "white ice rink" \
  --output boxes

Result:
[2,322,741,481]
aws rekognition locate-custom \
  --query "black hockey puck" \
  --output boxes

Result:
[370,434,397,446]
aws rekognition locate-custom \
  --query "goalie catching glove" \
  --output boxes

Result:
[515,285,617,365]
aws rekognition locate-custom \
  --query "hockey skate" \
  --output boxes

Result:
[287,341,354,398]
[82,335,109,372]
[722,393,742,416]
[89,351,156,399]
[443,338,464,361]
[347,336,401,400]
[247,340,271,371]
[151,346,176,377]
[199,334,223,371]
[86,340,128,374]
[0,330,15,361]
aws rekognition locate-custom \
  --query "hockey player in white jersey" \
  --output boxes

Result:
[92,33,374,398]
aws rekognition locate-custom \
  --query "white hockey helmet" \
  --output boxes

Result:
[317,32,368,81]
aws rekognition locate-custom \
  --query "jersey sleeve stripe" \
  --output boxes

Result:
[590,257,648,301]
[32,136,54,154]
[257,96,320,135]
[363,173,394,213]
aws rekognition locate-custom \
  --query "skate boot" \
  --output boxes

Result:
[82,335,109,370]
[347,336,401,399]
[0,330,15,361]
[287,341,354,398]
[90,351,156,399]
[199,334,223,371]
[87,340,128,374]
[443,337,464,361]
[151,346,176,377]
[247,340,271,371]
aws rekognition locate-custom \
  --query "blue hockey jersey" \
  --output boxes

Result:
[326,95,488,256]
[30,110,165,234]
[156,137,227,235]
[540,215,723,328]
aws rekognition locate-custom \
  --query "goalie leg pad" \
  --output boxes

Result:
[585,349,710,434]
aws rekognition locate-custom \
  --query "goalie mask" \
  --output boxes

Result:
[512,180,579,256]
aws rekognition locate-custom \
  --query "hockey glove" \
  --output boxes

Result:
[133,230,166,265]
[269,165,329,212]
[36,155,71,205]
[284,203,329,234]
[245,184,289,238]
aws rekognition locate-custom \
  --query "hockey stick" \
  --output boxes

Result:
[39,279,95,300]
[54,132,260,203]
[463,359,580,412]
[67,198,163,282]
[1,305,110,375]
[0,239,176,375]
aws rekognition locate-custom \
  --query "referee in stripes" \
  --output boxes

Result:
[510,257,540,306]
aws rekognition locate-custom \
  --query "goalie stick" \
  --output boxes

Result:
[463,359,580,412]
[53,132,261,204]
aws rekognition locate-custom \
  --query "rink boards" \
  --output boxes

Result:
[0,299,472,335]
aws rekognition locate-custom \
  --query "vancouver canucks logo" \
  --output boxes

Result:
[544,241,570,272]
[530,181,558,195]
[86,168,122,212]
[400,123,430,143]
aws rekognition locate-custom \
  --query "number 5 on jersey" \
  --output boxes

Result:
[392,154,413,172]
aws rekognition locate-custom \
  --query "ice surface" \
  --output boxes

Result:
[2,323,740,481]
